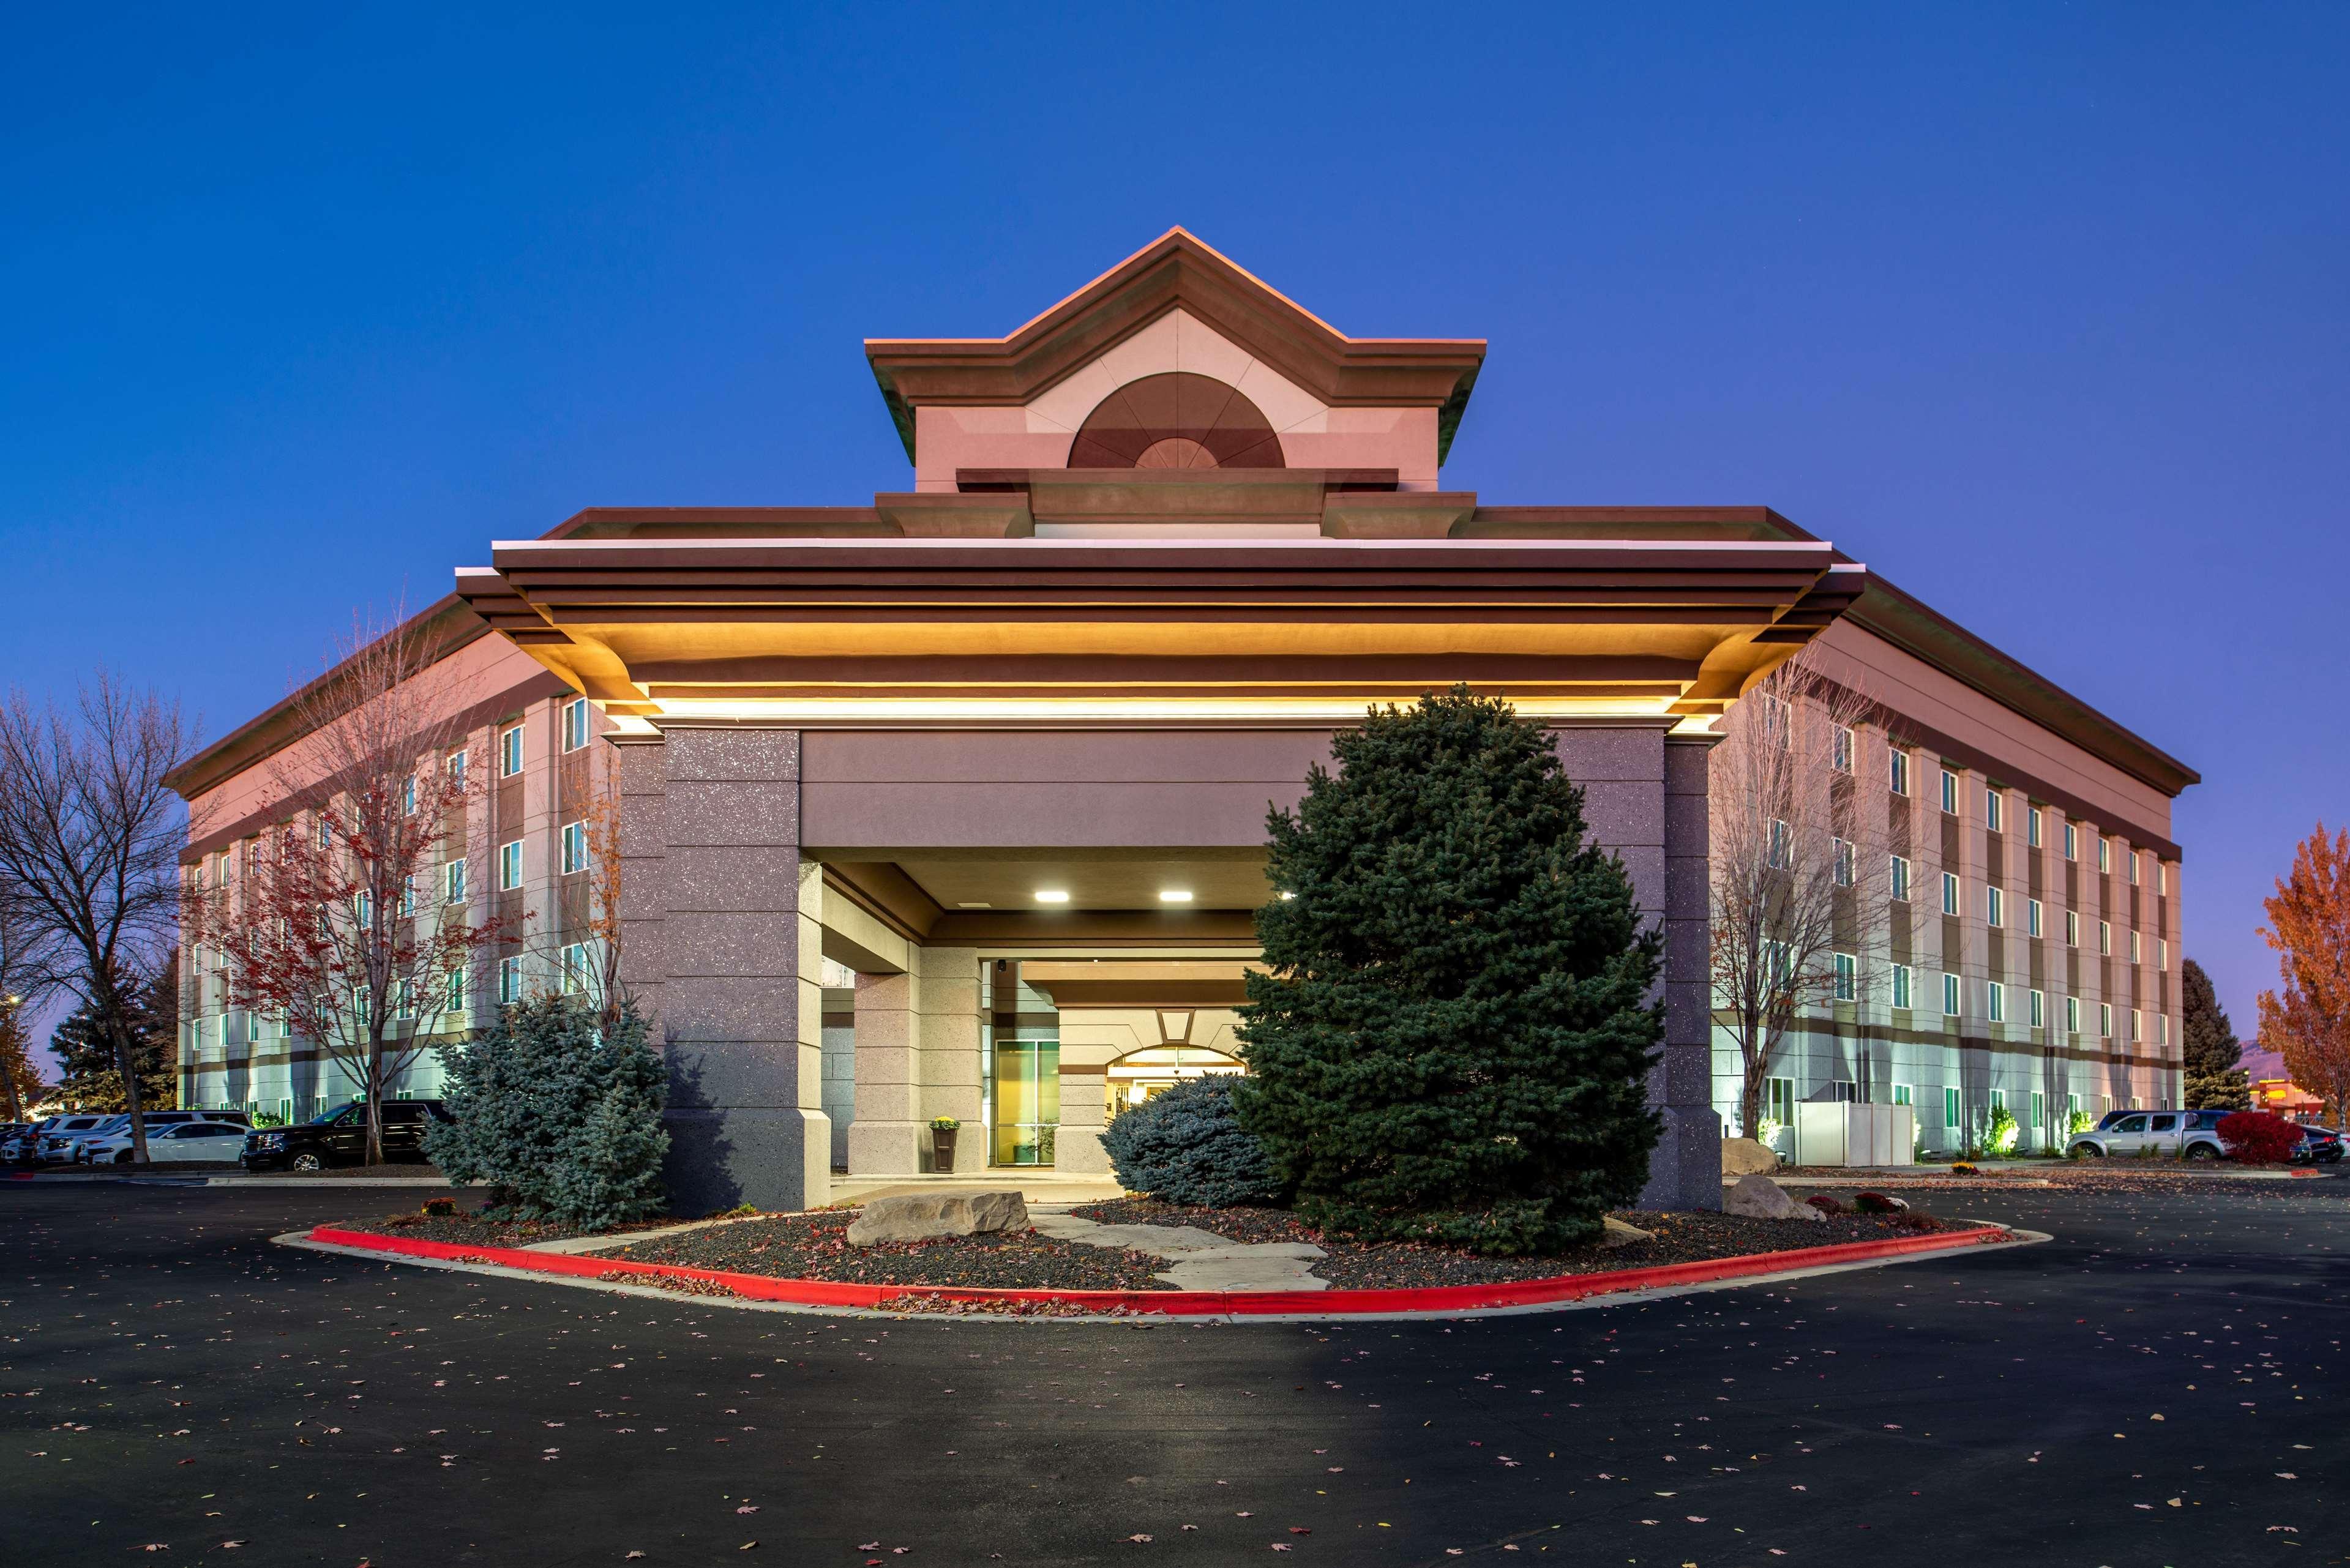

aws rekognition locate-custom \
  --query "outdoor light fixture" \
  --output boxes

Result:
[1158,889,1194,903]
[956,902,992,909]
[1034,889,1071,904]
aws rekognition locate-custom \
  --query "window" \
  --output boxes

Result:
[402,774,416,816]
[1890,855,1911,902]
[1940,768,1959,814]
[498,840,523,890]
[353,890,372,928]
[561,696,591,752]
[399,876,415,917]
[394,978,413,1020]
[2027,807,2042,848]
[447,749,468,790]
[446,966,468,1014]
[2029,988,2045,1029]
[2131,1009,2142,1042]
[1760,693,1789,748]
[1988,981,2005,1023]
[1892,1085,1912,1107]
[1942,972,1961,1017]
[1892,963,1914,1010]
[2066,995,2081,1034]
[1767,1077,1796,1127]
[498,956,522,1004]
[1833,725,1854,773]
[560,942,589,995]
[2029,1090,2045,1130]
[1832,837,1855,887]
[2130,930,2141,965]
[2157,862,2168,895]
[2028,898,2043,937]
[1889,749,1910,796]
[2067,1092,2081,1122]
[2064,821,2077,861]
[444,857,468,905]
[2128,850,2140,886]
[1834,952,1857,1002]
[1990,1087,2007,1118]
[2066,909,2079,947]
[2099,919,2111,955]
[2158,937,2167,971]
[499,725,524,778]
[316,816,332,851]
[1986,886,2004,927]
[1985,788,2003,833]
[1767,818,1791,869]
[1764,939,1791,986]
[2100,1002,2113,1039]
[561,820,588,876]
[2097,836,2110,873]
[1943,1085,1961,1129]
[1942,872,1960,915]
[2158,1013,2170,1047]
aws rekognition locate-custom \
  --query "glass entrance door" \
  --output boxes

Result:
[990,1037,1059,1166]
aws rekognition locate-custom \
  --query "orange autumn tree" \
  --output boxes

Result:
[2257,823,2350,1128]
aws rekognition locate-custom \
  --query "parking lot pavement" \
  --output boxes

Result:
[0,1180,2340,1567]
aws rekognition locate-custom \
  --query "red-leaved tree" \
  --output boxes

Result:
[2256,823,2350,1130]
[187,608,512,1164]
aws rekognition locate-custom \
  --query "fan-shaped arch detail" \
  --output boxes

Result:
[1066,371,1284,469]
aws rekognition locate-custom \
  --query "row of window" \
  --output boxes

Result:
[193,942,605,1048]
[1858,958,2168,1043]
[1762,1078,2129,1133]
[1870,852,2170,963]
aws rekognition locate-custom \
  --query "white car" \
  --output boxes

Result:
[78,1121,252,1165]
[35,1114,110,1162]
[66,1109,249,1162]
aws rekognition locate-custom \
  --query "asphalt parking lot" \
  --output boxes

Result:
[0,1178,2340,1566]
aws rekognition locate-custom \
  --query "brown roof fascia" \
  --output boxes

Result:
[164,595,496,803]
[540,506,893,540]
[864,228,1487,465]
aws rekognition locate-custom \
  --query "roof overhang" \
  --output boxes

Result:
[864,228,1487,465]
[454,534,1863,730]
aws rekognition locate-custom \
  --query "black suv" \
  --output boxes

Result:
[241,1099,454,1171]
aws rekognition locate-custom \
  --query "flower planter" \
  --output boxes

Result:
[931,1127,957,1173]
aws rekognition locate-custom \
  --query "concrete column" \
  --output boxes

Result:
[917,945,982,1158]
[847,968,920,1174]
[632,726,829,1214]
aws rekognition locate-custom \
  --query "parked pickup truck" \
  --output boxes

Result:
[2067,1108,2229,1160]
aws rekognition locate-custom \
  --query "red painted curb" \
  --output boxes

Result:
[303,1221,2015,1316]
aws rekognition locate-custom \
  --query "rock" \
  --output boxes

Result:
[1722,1173,1825,1223]
[1720,1137,1781,1176]
[845,1190,1030,1246]
[1600,1217,1653,1249]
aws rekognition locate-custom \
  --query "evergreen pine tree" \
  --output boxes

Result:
[425,995,670,1230]
[1236,687,1664,1255]
[2181,958,2250,1111]
[50,968,175,1111]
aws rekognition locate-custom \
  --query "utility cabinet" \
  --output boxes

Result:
[1795,1102,1915,1167]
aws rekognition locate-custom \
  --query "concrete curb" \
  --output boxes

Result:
[285,1219,2034,1324]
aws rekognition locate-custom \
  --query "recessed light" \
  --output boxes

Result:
[1158,889,1194,903]
[1034,889,1071,904]
[956,901,992,909]
[1278,891,1296,901]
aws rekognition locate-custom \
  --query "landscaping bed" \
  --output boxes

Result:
[600,1209,1175,1291]
[1071,1197,1980,1290]
[337,1208,678,1249]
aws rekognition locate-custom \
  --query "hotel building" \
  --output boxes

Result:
[166,230,2193,1206]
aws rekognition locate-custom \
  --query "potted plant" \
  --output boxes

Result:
[930,1116,960,1173]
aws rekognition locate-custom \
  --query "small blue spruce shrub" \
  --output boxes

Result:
[424,996,670,1231]
[1101,1075,1281,1208]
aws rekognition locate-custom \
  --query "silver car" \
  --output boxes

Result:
[35,1114,110,1163]
[2067,1108,2229,1160]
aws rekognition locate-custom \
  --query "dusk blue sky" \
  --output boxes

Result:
[4,4,2344,1059]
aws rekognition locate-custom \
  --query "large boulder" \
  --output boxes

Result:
[1720,1137,1781,1176]
[1722,1173,1824,1223]
[846,1190,1031,1246]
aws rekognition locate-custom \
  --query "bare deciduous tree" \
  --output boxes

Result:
[1710,647,1904,1141]
[186,608,511,1165]
[0,678,195,1164]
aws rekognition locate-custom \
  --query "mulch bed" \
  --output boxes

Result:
[1071,1198,1978,1290]
[338,1209,676,1248]
[602,1211,1176,1292]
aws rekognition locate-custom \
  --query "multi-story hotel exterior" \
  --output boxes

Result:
[165,230,2192,1208]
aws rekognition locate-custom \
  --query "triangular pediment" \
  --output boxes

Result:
[866,228,1485,462]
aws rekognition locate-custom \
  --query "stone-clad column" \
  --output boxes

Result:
[1553,725,1722,1212]
[1652,734,1723,1209]
[635,726,829,1214]
[848,944,981,1175]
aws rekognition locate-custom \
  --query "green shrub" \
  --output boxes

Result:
[1237,687,1664,1255]
[424,996,670,1231]
[1101,1075,1281,1208]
